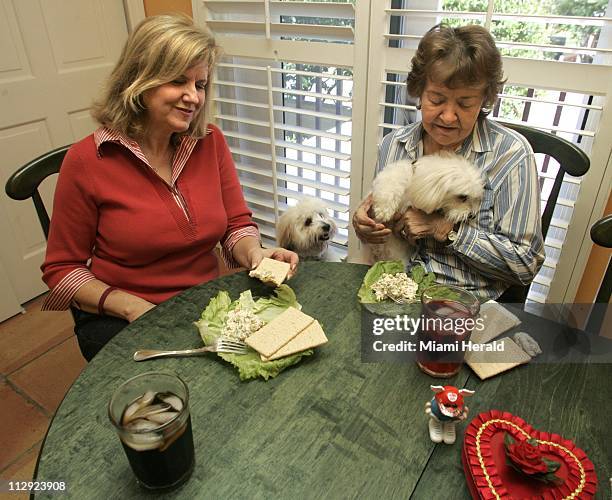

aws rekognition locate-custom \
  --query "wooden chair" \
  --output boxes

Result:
[5,145,70,239]
[586,214,612,333]
[496,122,590,303]
[5,145,75,320]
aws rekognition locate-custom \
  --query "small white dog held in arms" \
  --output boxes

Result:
[369,152,484,262]
[277,198,339,261]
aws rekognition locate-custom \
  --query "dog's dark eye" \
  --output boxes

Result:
[457,194,468,202]
[304,217,312,226]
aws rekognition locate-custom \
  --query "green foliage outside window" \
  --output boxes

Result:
[443,0,607,59]
[280,0,353,100]
[280,0,608,123]
[442,0,607,119]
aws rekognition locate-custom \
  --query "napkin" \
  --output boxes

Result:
[465,337,531,380]
[471,300,521,344]
[513,331,542,357]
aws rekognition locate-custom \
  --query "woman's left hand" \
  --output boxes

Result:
[247,247,299,279]
[394,208,453,242]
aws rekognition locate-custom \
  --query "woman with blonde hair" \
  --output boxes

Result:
[41,15,298,361]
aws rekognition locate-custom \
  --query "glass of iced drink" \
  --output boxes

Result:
[417,284,480,378]
[108,371,195,490]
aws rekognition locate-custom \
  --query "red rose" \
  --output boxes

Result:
[506,440,548,475]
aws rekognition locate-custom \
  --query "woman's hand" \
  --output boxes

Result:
[352,194,392,244]
[394,208,453,243]
[247,246,299,279]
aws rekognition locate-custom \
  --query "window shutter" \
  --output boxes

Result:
[199,0,358,251]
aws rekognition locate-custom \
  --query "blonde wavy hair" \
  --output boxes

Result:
[406,24,506,117]
[91,14,221,139]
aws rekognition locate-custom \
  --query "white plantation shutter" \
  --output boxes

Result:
[195,0,612,302]
[197,0,365,252]
[203,1,355,41]
[364,0,612,303]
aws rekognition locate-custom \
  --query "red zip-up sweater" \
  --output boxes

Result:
[41,124,258,310]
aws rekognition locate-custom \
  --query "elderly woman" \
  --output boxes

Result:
[41,15,298,360]
[353,24,545,299]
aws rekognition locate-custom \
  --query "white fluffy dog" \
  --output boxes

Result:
[277,198,339,261]
[369,152,484,262]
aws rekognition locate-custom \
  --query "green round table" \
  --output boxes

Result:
[34,262,612,499]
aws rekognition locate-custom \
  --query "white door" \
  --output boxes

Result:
[0,0,128,320]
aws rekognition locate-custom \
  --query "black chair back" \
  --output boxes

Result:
[590,214,612,303]
[584,214,611,334]
[496,122,590,303]
[5,145,77,321]
[5,146,70,239]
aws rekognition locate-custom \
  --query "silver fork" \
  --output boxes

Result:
[133,337,248,362]
[388,295,411,304]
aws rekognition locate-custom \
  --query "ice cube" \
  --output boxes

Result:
[159,393,183,412]
[435,306,456,316]
[122,390,157,425]
[145,411,178,425]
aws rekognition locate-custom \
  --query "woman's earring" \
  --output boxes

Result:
[415,100,421,110]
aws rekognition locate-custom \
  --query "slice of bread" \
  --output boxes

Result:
[260,320,328,361]
[245,306,314,357]
[249,258,290,287]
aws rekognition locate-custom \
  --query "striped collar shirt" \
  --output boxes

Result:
[93,128,259,266]
[375,119,545,299]
[94,127,200,185]
[42,127,259,311]
[94,127,198,220]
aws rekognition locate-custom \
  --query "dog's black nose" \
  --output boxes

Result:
[322,223,331,232]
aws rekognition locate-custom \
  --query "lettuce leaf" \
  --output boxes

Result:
[358,261,468,320]
[194,285,314,381]
[196,290,232,344]
[410,266,436,295]
[252,285,302,323]
[357,260,439,305]
[357,261,441,321]
[357,260,405,304]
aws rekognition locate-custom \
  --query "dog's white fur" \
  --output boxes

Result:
[277,198,339,261]
[369,152,484,262]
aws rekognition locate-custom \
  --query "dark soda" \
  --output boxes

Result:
[120,416,194,489]
[417,299,476,377]
[119,391,194,489]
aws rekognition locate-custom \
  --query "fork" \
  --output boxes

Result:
[388,295,412,304]
[133,337,249,362]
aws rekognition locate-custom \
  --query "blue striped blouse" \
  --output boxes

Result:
[374,118,545,299]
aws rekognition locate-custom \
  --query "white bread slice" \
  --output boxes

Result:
[249,258,290,287]
[245,307,314,357]
[260,320,328,361]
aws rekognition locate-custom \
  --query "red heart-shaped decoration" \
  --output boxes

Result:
[462,410,597,499]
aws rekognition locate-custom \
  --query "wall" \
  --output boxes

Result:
[144,0,192,17]
[575,192,612,304]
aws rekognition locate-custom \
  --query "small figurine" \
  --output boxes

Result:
[425,385,475,444]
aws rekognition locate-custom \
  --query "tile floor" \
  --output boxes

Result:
[0,256,239,498]
[0,295,82,499]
